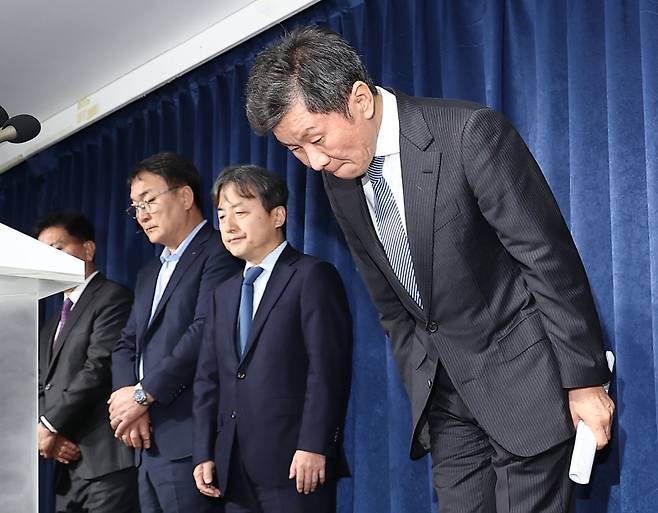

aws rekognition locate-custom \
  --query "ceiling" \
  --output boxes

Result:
[0,0,317,173]
[0,0,257,121]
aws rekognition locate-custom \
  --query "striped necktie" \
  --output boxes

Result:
[367,156,422,307]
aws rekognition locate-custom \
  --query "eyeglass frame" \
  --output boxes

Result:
[126,187,180,219]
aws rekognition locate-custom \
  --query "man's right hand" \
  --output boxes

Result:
[193,461,221,498]
[116,413,152,449]
[37,423,57,459]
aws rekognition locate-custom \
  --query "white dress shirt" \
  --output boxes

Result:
[244,240,288,317]
[361,86,408,237]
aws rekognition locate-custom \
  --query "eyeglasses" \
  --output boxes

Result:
[126,187,179,219]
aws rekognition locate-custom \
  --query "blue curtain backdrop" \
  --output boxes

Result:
[1,1,656,512]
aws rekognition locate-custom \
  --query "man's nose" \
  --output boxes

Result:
[136,208,151,222]
[306,147,330,172]
[223,214,238,232]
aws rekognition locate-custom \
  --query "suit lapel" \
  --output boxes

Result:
[40,313,59,374]
[239,245,299,365]
[324,174,391,280]
[47,274,105,376]
[397,92,442,317]
[221,274,242,366]
[146,224,211,335]
[136,260,160,346]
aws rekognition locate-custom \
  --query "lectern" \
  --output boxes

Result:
[0,223,84,513]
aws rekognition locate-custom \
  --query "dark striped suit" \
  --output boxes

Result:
[323,90,610,511]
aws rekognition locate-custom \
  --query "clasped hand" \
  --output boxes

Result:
[38,423,80,464]
[108,386,152,448]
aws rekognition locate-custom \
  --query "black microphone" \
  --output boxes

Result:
[0,114,41,144]
[0,105,8,126]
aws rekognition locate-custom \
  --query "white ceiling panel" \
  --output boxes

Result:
[0,0,319,173]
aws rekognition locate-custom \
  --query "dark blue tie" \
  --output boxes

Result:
[367,156,422,307]
[237,266,264,358]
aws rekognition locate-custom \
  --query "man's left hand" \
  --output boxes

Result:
[52,435,81,464]
[108,386,152,437]
[568,385,615,449]
[289,450,326,494]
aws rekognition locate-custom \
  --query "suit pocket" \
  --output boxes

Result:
[433,202,462,232]
[496,311,547,361]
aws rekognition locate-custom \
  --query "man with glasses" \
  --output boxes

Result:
[110,152,240,513]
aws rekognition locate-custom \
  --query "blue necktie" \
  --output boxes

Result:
[367,156,422,307]
[237,266,264,358]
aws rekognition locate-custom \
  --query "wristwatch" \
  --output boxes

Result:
[133,382,148,406]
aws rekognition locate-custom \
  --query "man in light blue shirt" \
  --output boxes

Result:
[110,152,240,513]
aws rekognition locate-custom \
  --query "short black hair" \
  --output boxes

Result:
[33,211,95,242]
[212,165,288,215]
[128,152,203,211]
[245,25,377,135]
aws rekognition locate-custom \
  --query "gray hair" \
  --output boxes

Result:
[245,25,378,135]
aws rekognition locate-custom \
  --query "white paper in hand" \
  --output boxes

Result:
[568,351,615,484]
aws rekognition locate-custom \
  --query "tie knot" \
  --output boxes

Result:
[62,298,73,313]
[367,156,385,182]
[243,266,264,286]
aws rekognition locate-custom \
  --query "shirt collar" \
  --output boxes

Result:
[244,240,288,277]
[374,86,400,157]
[159,220,207,264]
[65,270,99,304]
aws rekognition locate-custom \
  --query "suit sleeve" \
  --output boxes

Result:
[140,243,239,405]
[112,279,142,390]
[192,291,220,466]
[324,176,418,390]
[46,286,133,434]
[38,315,58,418]
[460,107,610,388]
[296,261,353,456]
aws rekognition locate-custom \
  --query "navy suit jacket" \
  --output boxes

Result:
[112,222,240,460]
[193,244,352,490]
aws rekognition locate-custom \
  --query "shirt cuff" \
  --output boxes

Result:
[40,416,58,434]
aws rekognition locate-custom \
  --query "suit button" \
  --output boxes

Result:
[427,379,433,389]
[231,411,237,419]
[427,321,438,333]
[236,371,245,380]
[45,383,52,391]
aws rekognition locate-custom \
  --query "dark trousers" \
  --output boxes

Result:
[138,449,217,513]
[428,366,575,513]
[55,465,139,513]
[223,441,336,513]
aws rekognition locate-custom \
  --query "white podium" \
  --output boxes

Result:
[0,223,84,513]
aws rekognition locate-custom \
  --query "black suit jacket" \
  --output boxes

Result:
[323,91,610,459]
[193,245,352,490]
[112,222,240,461]
[39,273,134,479]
